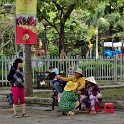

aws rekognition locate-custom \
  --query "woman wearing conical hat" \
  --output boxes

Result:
[80,76,102,114]
[56,68,85,94]
[59,81,80,116]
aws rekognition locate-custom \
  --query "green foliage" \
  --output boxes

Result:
[0,0,15,56]
[103,1,124,38]
[79,60,114,77]
[48,45,59,56]
[37,0,107,55]
[0,0,13,3]
[1,0,123,57]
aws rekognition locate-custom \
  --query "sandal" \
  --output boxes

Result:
[79,109,88,113]
[22,113,28,117]
[13,114,19,118]
[61,112,67,115]
[67,111,75,116]
[90,110,96,115]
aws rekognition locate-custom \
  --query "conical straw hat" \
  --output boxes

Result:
[85,76,97,84]
[64,81,78,91]
[75,68,83,76]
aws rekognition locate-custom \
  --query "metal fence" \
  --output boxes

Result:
[0,55,124,86]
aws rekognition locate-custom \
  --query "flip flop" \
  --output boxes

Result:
[67,111,75,116]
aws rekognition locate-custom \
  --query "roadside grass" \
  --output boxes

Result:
[33,92,53,98]
[33,87,124,100]
[0,81,119,90]
[101,88,124,100]
[0,86,10,90]
[97,81,119,86]
[1,82,124,100]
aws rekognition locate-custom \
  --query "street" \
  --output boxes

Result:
[0,105,124,124]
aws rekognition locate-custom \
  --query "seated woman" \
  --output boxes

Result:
[59,81,80,116]
[80,76,102,114]
[56,68,85,95]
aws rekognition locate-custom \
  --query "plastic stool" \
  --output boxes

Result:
[104,103,114,113]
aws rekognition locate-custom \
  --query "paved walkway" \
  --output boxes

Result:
[0,85,124,124]
[0,105,124,124]
[0,85,124,109]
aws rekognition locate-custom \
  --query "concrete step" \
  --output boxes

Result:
[1,94,124,109]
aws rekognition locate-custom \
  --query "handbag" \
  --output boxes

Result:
[7,93,13,105]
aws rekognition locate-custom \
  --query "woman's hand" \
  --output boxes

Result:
[10,86,12,91]
[56,75,60,79]
[8,81,12,91]
[57,82,61,86]
[83,95,88,99]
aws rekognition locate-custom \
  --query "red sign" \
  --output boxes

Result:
[16,15,37,45]
[16,26,37,44]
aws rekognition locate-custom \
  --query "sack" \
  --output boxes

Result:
[96,92,102,98]
[7,93,13,105]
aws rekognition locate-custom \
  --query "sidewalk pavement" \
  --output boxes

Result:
[0,105,124,124]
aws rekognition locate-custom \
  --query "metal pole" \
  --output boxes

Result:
[14,6,18,56]
[96,26,98,59]
[23,45,25,59]
[44,24,47,56]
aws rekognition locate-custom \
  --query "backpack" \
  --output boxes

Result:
[7,93,13,105]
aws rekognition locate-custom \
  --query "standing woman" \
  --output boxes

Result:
[7,58,27,118]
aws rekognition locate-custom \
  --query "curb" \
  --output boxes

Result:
[25,97,124,109]
[0,95,124,109]
[99,85,124,89]
[101,100,124,109]
[26,97,53,106]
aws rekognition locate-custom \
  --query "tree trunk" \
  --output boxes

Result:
[59,21,65,56]
[86,50,90,59]
[24,45,33,96]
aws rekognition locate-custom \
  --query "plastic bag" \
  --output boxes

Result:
[7,93,13,105]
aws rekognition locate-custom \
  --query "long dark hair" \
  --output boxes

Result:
[13,58,23,70]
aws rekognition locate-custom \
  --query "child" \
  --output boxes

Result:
[52,71,66,105]
[52,72,66,94]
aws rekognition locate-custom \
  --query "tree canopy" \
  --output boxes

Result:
[37,0,109,55]
[0,0,124,57]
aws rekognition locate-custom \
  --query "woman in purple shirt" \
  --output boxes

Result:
[80,76,102,114]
